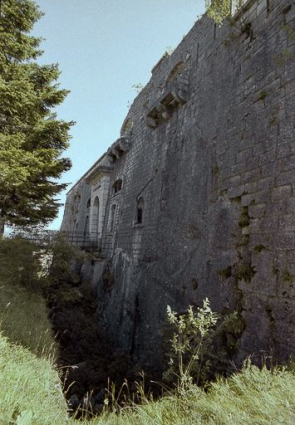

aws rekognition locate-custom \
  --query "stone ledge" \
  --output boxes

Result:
[85,165,114,183]
[145,80,189,129]
[107,137,132,161]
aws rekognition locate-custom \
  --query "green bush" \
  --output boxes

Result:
[163,298,219,391]
[0,236,42,291]
[0,234,85,359]
[0,236,56,358]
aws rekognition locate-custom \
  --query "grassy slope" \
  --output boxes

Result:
[0,236,57,360]
[0,333,67,424]
[0,282,56,360]
[1,331,294,425]
[87,366,295,425]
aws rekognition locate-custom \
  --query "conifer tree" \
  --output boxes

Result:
[0,0,73,227]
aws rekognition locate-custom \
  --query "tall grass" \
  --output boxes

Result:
[82,365,295,425]
[1,329,294,424]
[0,333,67,424]
[0,281,56,360]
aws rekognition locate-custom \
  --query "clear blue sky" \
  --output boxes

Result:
[33,0,206,229]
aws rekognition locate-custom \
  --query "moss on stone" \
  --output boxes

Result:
[258,90,267,102]
[218,266,232,279]
[239,206,250,228]
[253,244,266,254]
[282,270,293,283]
[236,264,256,283]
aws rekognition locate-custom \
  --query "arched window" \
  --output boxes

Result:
[136,197,144,224]
[86,198,91,209]
[109,204,116,233]
[113,179,122,194]
[84,215,89,236]
[91,197,100,235]
[120,117,133,137]
[166,61,186,85]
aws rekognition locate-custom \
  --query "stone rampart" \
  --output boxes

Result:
[61,0,295,370]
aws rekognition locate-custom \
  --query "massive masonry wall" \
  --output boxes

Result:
[62,0,295,370]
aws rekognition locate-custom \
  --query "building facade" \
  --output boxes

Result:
[61,0,295,369]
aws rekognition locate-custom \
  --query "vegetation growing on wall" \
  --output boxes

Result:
[206,0,232,24]
[206,0,246,25]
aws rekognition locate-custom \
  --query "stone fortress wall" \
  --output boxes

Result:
[61,0,295,369]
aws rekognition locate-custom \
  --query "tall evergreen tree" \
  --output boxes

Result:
[0,0,73,227]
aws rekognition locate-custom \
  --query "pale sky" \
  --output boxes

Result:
[33,0,206,229]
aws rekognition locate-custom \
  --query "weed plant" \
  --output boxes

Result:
[164,298,219,392]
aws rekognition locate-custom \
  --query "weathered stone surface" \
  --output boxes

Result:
[61,0,295,370]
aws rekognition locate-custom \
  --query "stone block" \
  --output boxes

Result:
[249,203,266,218]
[272,185,292,200]
[279,214,295,232]
[276,170,295,186]
[275,233,295,250]
[237,148,253,163]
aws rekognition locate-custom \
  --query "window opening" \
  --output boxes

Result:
[84,215,89,236]
[86,198,91,208]
[120,117,133,137]
[166,61,186,85]
[136,197,144,224]
[113,179,122,194]
[110,204,116,233]
[92,197,100,235]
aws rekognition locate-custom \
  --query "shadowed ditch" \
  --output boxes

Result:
[45,275,137,416]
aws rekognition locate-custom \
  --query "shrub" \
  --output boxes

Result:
[164,298,219,392]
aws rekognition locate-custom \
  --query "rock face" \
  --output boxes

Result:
[61,0,295,371]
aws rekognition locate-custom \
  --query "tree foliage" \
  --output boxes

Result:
[0,0,73,226]
[0,232,85,291]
